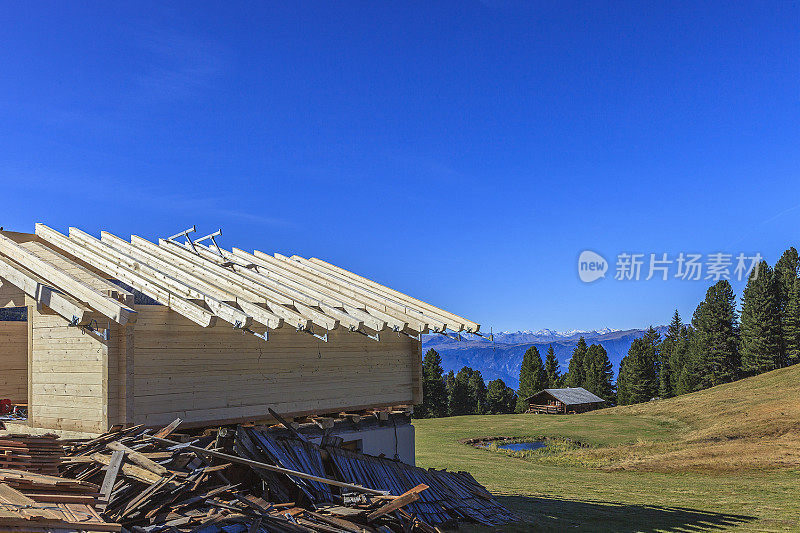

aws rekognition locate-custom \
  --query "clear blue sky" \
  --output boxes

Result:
[1,2,799,332]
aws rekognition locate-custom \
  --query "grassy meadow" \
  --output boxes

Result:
[414,365,800,532]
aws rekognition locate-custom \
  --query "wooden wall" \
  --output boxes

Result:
[28,306,120,433]
[0,320,27,403]
[132,305,420,427]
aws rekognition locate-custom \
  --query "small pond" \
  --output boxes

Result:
[480,440,547,451]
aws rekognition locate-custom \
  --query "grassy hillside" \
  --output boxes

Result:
[414,364,800,532]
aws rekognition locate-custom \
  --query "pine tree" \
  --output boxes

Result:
[468,370,488,415]
[740,261,781,375]
[773,248,799,365]
[616,354,632,405]
[563,337,588,388]
[785,277,800,366]
[624,337,659,403]
[691,280,740,387]
[516,346,547,412]
[485,379,517,414]
[444,370,456,416]
[584,344,614,402]
[544,345,561,388]
[659,311,683,398]
[418,349,447,418]
[449,368,474,416]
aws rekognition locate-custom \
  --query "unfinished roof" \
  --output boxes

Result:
[526,387,605,405]
[0,224,477,342]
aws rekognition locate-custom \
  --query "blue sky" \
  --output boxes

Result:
[1,2,799,332]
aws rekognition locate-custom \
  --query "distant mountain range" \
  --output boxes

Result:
[422,327,669,390]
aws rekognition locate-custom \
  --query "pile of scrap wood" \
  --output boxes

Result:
[236,427,517,527]
[55,420,458,532]
[0,434,63,475]
[0,468,119,531]
[1,418,515,532]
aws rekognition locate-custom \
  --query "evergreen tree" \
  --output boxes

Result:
[659,311,683,398]
[774,248,799,365]
[675,326,703,395]
[418,349,447,418]
[449,368,474,416]
[691,280,740,387]
[516,346,547,413]
[584,344,614,402]
[544,345,561,388]
[740,261,781,375]
[624,336,659,403]
[785,277,800,366]
[485,379,517,414]
[444,370,456,416]
[467,370,488,415]
[563,337,588,388]
[616,354,632,405]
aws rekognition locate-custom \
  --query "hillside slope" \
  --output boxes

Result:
[583,363,800,471]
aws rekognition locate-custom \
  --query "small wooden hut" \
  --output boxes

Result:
[525,387,605,414]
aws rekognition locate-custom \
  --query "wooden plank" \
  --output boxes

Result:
[0,230,135,325]
[98,449,124,509]
[366,484,429,521]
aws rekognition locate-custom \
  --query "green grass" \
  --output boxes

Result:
[414,365,800,532]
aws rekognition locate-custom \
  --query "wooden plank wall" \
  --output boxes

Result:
[29,306,110,433]
[0,321,27,403]
[132,305,418,427]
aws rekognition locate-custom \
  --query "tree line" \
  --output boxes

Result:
[617,248,800,404]
[416,339,614,417]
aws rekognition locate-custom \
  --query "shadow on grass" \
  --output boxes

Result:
[461,495,755,532]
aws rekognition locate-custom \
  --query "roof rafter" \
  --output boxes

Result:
[0,230,136,325]
[35,224,217,328]
[0,254,95,325]
[305,256,478,332]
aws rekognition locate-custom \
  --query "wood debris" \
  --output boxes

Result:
[0,417,515,532]
[0,434,63,475]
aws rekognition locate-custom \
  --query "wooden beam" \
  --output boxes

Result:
[154,238,337,331]
[191,244,383,332]
[306,256,477,331]
[97,232,286,330]
[36,225,217,328]
[0,257,94,324]
[366,484,429,521]
[270,252,446,332]
[232,247,421,332]
[68,229,263,330]
[0,230,136,325]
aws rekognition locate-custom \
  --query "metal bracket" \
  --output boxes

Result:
[167,226,198,253]
[352,327,380,342]
[299,326,328,342]
[437,330,462,341]
[243,327,269,342]
[195,229,223,257]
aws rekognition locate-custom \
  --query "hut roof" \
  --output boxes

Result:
[525,387,605,405]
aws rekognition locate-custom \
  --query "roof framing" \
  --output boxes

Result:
[0,224,477,341]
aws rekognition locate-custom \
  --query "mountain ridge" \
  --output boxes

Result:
[422,326,669,389]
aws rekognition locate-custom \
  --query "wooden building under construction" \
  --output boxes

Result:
[0,224,477,462]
